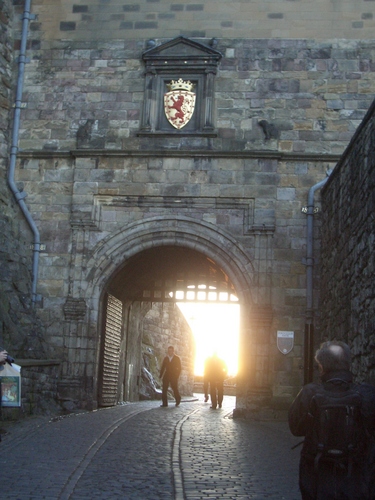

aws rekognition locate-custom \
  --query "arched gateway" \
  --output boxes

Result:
[81,216,256,413]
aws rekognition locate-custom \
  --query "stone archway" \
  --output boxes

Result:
[82,216,255,410]
[99,245,241,405]
[85,215,254,301]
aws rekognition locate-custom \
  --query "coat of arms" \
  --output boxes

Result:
[164,79,196,129]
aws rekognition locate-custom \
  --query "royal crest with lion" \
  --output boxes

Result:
[164,79,196,129]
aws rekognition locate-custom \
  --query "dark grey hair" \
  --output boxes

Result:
[315,341,351,373]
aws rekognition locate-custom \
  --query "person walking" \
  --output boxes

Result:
[289,340,375,499]
[159,346,181,407]
[203,356,211,402]
[204,352,227,409]
[0,347,12,441]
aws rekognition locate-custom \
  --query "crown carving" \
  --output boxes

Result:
[166,78,195,92]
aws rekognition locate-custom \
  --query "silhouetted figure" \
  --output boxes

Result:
[204,353,227,409]
[289,341,375,499]
[203,357,210,402]
[159,346,181,407]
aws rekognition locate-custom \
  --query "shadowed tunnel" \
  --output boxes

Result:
[107,246,238,303]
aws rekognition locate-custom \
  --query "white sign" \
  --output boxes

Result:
[277,331,294,355]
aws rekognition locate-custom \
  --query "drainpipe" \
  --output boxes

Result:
[7,1,40,306]
[303,170,332,384]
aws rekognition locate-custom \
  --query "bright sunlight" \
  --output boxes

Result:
[177,302,240,376]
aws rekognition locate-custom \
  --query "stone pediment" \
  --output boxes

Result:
[142,36,222,66]
[140,36,221,136]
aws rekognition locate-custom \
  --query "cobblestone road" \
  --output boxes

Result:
[0,396,302,499]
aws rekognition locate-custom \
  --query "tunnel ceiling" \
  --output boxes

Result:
[107,246,237,303]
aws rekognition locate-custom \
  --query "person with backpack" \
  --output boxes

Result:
[289,340,375,499]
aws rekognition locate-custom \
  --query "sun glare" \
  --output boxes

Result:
[177,301,240,376]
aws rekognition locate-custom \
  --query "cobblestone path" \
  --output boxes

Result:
[0,396,301,499]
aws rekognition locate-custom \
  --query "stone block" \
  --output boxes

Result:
[73,182,98,195]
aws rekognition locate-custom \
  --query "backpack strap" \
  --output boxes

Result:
[291,440,304,450]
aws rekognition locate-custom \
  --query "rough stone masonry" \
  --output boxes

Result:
[1,0,375,415]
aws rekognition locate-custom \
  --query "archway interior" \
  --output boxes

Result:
[109,246,238,303]
[100,246,240,405]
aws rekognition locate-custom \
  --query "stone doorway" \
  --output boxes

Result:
[97,246,241,406]
[81,216,255,412]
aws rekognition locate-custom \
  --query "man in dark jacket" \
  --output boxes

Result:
[289,341,375,499]
[159,345,181,407]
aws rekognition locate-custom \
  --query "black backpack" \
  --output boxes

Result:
[306,380,367,472]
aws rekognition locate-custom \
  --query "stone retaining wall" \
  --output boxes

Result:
[321,98,375,384]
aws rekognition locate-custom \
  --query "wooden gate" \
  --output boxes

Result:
[99,293,123,406]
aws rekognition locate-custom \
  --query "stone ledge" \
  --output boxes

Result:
[137,131,218,138]
[17,149,342,162]
[13,359,61,367]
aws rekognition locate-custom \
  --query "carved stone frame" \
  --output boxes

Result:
[138,36,222,137]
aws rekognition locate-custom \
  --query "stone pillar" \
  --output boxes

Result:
[58,156,99,409]
[203,69,216,131]
[140,68,157,132]
[234,304,273,418]
[251,226,274,304]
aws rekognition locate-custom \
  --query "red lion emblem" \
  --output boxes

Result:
[168,95,185,123]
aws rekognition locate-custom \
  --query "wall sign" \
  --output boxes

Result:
[277,331,294,355]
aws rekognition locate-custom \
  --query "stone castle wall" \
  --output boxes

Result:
[321,99,375,385]
[0,0,59,416]
[0,0,20,345]
[19,0,375,41]
[16,151,329,410]
[14,35,375,153]
[8,1,375,155]
[2,0,375,413]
